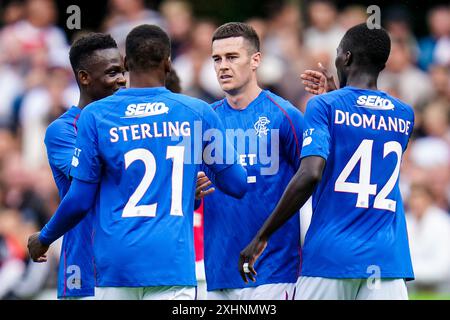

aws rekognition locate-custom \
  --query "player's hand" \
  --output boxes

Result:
[195,171,215,200]
[27,232,49,263]
[301,62,338,95]
[239,236,268,283]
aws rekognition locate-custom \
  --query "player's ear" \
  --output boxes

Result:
[250,51,261,71]
[164,56,172,74]
[78,70,90,86]
[344,51,352,66]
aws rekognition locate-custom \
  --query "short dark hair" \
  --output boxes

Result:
[340,23,391,72]
[212,22,260,53]
[125,24,171,71]
[69,33,118,73]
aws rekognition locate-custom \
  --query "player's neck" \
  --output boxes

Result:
[345,70,379,90]
[77,95,93,110]
[129,71,165,88]
[225,83,262,110]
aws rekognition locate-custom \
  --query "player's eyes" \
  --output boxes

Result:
[109,71,123,77]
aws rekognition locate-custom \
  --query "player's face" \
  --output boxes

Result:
[86,48,126,101]
[212,37,260,94]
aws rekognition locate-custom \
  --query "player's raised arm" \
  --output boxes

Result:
[29,97,104,263]
[301,62,338,95]
[28,178,98,262]
[214,164,248,199]
[239,94,331,283]
[238,156,325,283]
[201,107,248,199]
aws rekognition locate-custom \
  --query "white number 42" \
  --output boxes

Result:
[334,139,402,212]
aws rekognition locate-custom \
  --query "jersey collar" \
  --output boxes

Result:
[224,89,267,112]
[114,87,170,96]
[69,105,81,114]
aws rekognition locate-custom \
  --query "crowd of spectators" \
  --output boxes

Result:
[0,0,449,299]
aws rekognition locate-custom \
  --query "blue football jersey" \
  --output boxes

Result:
[204,90,304,290]
[300,86,415,279]
[44,106,95,298]
[70,87,237,287]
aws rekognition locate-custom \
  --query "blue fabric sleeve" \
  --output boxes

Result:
[70,108,103,183]
[200,107,247,198]
[44,119,77,179]
[214,164,248,199]
[300,96,331,160]
[39,178,98,245]
[202,106,240,174]
[280,104,305,170]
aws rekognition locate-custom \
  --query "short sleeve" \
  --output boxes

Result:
[280,105,304,170]
[70,109,102,183]
[202,106,239,174]
[300,96,331,160]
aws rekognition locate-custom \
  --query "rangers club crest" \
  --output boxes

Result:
[254,116,270,137]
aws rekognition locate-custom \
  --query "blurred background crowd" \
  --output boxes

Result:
[0,0,449,299]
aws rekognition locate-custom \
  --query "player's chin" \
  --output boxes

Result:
[219,82,235,92]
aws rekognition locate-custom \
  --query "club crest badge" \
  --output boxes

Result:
[254,116,270,137]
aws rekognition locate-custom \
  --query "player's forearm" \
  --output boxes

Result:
[215,164,248,199]
[39,179,98,245]
[257,156,325,241]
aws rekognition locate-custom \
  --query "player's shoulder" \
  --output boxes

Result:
[83,94,122,115]
[79,94,128,126]
[164,92,215,118]
[306,89,353,113]
[386,94,414,116]
[210,98,226,111]
[164,91,209,108]
[45,107,80,144]
[314,88,350,103]
[264,90,292,106]
[263,90,303,117]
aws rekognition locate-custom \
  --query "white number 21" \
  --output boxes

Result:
[334,139,402,212]
[122,146,184,218]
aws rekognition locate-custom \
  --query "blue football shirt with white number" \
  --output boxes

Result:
[300,86,415,280]
[70,87,237,287]
[204,90,304,291]
[44,106,95,298]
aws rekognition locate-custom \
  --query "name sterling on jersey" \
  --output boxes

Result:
[110,121,191,142]
[335,109,412,135]
[108,117,280,173]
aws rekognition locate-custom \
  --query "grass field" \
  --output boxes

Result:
[410,292,450,300]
